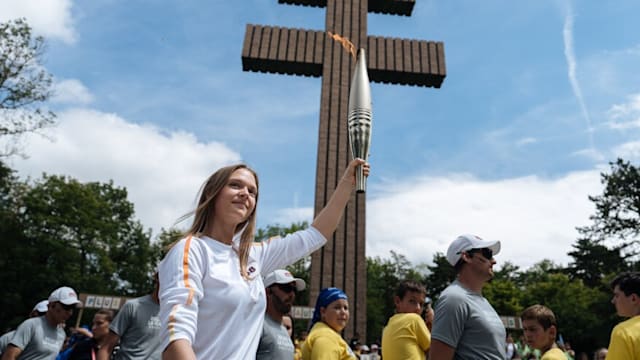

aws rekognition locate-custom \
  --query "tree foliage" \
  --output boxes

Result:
[425,252,455,302]
[0,18,55,156]
[567,238,628,288]
[578,158,640,259]
[0,166,154,329]
[366,256,401,344]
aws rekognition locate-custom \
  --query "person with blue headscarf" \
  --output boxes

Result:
[301,287,356,360]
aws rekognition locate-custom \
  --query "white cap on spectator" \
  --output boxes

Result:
[48,286,82,307]
[263,270,305,291]
[32,300,49,313]
[446,234,501,266]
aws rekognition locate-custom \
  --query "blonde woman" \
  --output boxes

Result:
[159,159,369,360]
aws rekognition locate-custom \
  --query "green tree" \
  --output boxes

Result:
[425,252,455,302]
[366,256,398,344]
[517,259,563,285]
[567,238,628,287]
[484,262,524,316]
[19,175,154,294]
[483,279,523,317]
[578,158,640,262]
[0,161,32,329]
[0,18,55,156]
[152,227,184,262]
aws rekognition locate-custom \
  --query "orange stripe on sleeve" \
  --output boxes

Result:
[168,304,180,341]
[182,235,195,305]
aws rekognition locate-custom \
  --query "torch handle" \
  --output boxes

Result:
[355,163,366,193]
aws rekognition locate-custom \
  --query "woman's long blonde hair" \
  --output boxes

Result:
[179,163,259,280]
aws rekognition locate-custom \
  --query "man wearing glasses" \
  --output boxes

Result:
[256,269,305,360]
[2,286,81,360]
[429,234,506,360]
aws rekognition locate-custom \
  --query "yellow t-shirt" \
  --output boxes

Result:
[381,313,431,360]
[301,322,356,360]
[606,315,640,360]
[541,348,567,360]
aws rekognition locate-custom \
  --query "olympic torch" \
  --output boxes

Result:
[347,48,372,193]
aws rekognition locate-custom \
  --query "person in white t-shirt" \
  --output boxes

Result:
[159,159,369,360]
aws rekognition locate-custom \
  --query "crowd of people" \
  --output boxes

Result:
[1,160,639,359]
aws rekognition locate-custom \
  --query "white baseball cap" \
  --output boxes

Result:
[48,286,82,307]
[446,234,501,266]
[263,269,306,291]
[32,300,49,313]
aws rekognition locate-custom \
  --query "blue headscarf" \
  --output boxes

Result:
[310,287,348,329]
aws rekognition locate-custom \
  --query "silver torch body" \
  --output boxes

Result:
[347,48,372,192]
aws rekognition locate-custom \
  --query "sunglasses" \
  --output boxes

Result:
[275,283,297,293]
[469,248,493,260]
[58,302,76,311]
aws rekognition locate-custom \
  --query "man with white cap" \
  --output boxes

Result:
[2,286,81,360]
[0,301,48,356]
[256,269,305,360]
[429,234,506,360]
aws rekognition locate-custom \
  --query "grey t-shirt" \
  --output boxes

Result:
[109,295,161,360]
[7,316,65,360]
[256,314,295,360]
[0,330,16,355]
[432,280,506,360]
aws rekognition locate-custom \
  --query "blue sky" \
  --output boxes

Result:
[3,0,640,269]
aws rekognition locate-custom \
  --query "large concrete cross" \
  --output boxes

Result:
[242,0,445,340]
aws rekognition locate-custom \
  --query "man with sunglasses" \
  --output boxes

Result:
[257,269,305,360]
[2,286,81,360]
[430,234,506,360]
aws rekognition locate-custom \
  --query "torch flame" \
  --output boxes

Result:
[327,31,356,60]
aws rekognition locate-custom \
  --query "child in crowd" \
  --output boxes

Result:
[520,305,565,360]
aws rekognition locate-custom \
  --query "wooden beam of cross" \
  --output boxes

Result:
[241,0,446,340]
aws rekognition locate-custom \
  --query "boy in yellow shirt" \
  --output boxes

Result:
[606,272,640,360]
[520,305,565,360]
[381,280,431,360]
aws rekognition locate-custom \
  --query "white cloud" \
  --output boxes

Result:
[258,169,604,271]
[366,170,602,270]
[607,93,640,130]
[52,79,94,105]
[613,141,640,160]
[571,148,605,162]
[516,137,537,147]
[0,0,76,43]
[8,108,241,234]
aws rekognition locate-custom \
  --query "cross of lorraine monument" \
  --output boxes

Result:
[242,0,446,340]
